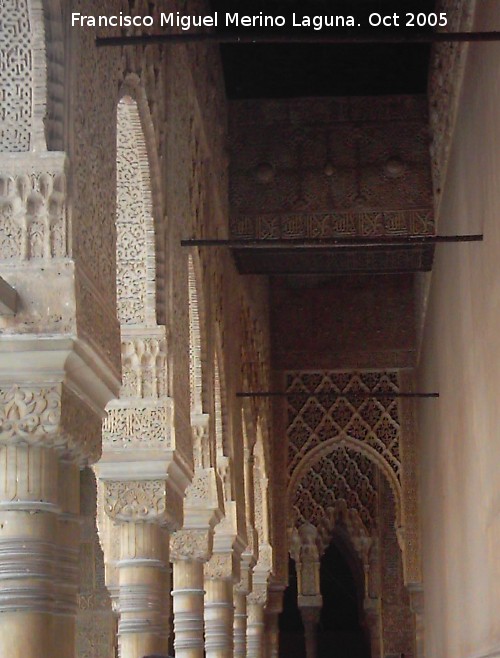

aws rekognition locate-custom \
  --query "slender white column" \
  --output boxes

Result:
[172,559,205,658]
[247,599,265,658]
[204,578,234,658]
[265,611,280,658]
[0,449,58,658]
[54,461,81,658]
[300,606,321,658]
[234,589,248,658]
[117,521,169,658]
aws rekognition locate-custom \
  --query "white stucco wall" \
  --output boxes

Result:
[418,4,500,657]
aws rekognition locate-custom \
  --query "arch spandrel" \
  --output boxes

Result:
[116,95,158,328]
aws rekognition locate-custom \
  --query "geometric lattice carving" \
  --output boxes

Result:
[116,96,156,326]
[287,371,401,483]
[292,445,377,539]
[0,0,33,152]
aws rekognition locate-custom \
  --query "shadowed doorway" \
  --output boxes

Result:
[318,537,371,658]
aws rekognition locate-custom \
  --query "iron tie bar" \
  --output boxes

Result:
[180,235,483,249]
[236,391,439,399]
[96,31,500,47]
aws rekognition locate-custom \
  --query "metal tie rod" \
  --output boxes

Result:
[236,391,439,399]
[96,31,500,47]
[181,235,483,249]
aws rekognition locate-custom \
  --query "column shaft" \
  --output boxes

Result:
[265,611,280,658]
[0,445,80,658]
[204,578,233,658]
[233,590,247,658]
[247,602,265,658]
[172,559,205,658]
[118,522,168,658]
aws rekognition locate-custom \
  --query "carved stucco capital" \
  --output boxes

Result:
[170,528,213,563]
[204,552,235,581]
[235,552,255,595]
[248,583,268,608]
[103,479,182,530]
[0,383,101,464]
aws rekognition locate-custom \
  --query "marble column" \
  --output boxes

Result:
[171,530,212,658]
[265,587,284,658]
[204,577,234,658]
[234,589,248,658]
[364,597,382,658]
[0,384,108,658]
[233,551,255,658]
[247,590,267,658]
[409,585,425,658]
[300,605,321,658]
[116,521,169,658]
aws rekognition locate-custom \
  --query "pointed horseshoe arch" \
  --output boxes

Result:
[288,436,403,529]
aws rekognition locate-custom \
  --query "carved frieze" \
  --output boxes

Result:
[103,402,172,450]
[231,209,434,242]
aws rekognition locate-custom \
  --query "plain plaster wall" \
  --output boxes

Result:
[417,4,500,657]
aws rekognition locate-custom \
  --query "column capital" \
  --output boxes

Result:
[205,551,232,580]
[171,528,213,562]
[298,594,323,610]
[266,585,285,615]
[102,479,182,530]
[206,500,247,582]
[408,583,424,615]
[0,383,102,465]
[235,552,255,594]
[248,583,268,608]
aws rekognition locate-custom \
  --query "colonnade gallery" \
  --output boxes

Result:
[1,1,499,658]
